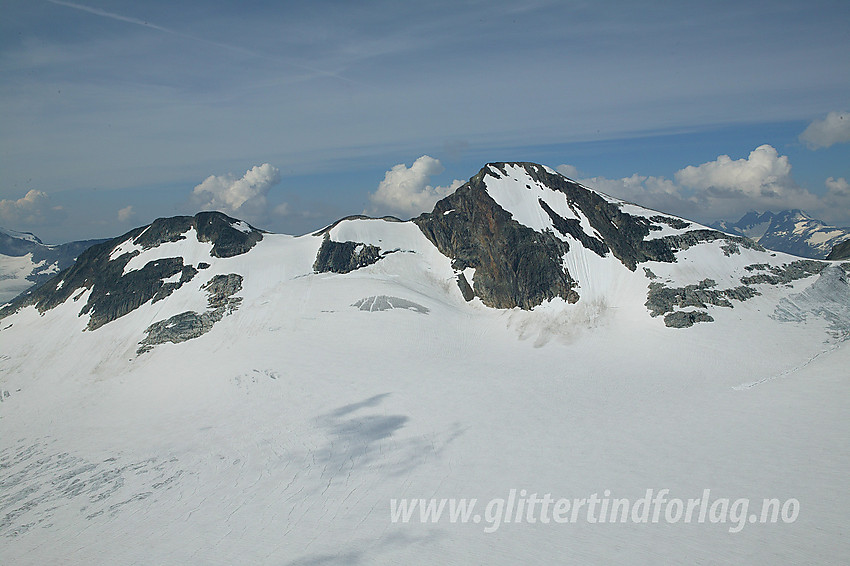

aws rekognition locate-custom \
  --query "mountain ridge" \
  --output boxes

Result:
[0,227,107,304]
[0,211,262,329]
[2,161,850,564]
[711,209,850,259]
[3,162,844,339]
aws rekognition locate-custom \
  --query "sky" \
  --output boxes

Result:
[1,0,849,243]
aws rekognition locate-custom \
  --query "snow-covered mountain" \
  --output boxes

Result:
[1,163,848,564]
[0,227,105,305]
[712,209,850,259]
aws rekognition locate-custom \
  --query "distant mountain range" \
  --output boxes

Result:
[0,227,106,304]
[711,210,850,259]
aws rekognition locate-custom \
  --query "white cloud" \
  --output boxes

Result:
[559,144,826,223]
[369,155,464,217]
[117,205,135,222]
[825,176,849,197]
[821,177,850,224]
[674,144,795,198]
[555,164,581,178]
[0,189,65,227]
[576,172,700,218]
[192,163,281,221]
[800,111,850,149]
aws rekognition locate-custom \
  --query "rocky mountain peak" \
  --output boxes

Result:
[128,211,264,258]
[0,211,262,328]
[414,162,759,310]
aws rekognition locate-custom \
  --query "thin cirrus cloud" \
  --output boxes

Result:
[46,0,179,38]
[44,0,351,82]
[369,156,464,218]
[560,145,844,224]
[799,111,850,149]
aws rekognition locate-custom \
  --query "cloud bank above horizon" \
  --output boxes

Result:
[560,143,850,225]
[0,1,847,240]
[0,190,66,227]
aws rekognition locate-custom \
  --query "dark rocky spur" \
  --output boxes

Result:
[0,212,262,329]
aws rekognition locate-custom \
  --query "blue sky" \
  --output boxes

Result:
[1,0,849,242]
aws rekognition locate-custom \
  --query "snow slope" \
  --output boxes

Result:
[0,228,104,304]
[1,165,848,565]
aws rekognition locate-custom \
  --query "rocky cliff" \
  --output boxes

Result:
[414,162,758,310]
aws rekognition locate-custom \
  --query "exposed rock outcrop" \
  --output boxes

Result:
[664,310,714,328]
[313,235,396,274]
[137,273,243,354]
[827,239,850,261]
[740,260,827,286]
[414,162,758,310]
[132,212,263,258]
[80,257,198,330]
[414,168,578,309]
[645,279,759,318]
[0,212,261,328]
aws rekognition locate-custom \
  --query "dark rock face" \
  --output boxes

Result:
[537,199,608,258]
[203,273,243,310]
[652,230,761,257]
[414,168,578,309]
[137,273,243,354]
[720,242,741,256]
[740,260,827,285]
[650,215,691,230]
[827,240,850,260]
[0,212,261,327]
[131,211,263,258]
[456,273,475,301]
[0,229,106,292]
[138,311,218,353]
[645,259,830,328]
[664,310,714,328]
[312,235,388,274]
[414,162,757,310]
[153,266,199,304]
[80,256,195,330]
[645,279,760,318]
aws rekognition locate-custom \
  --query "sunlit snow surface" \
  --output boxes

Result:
[0,254,42,305]
[1,190,849,563]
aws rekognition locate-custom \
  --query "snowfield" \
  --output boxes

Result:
[1,165,848,565]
